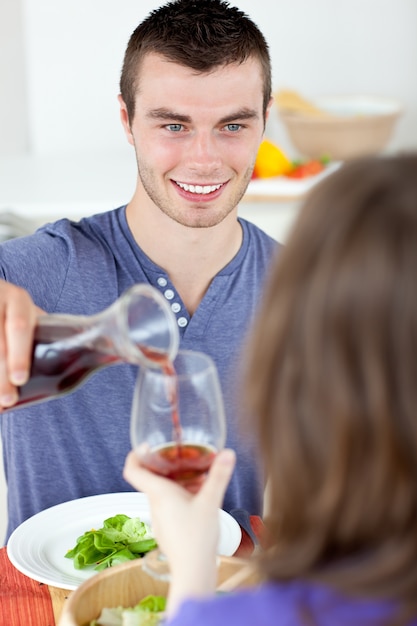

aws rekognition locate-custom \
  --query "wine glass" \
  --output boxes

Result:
[130,349,227,580]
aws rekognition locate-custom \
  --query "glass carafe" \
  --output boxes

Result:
[10,284,179,410]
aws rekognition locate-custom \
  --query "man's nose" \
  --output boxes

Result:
[187,132,222,170]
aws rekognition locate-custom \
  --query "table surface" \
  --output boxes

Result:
[0,515,263,625]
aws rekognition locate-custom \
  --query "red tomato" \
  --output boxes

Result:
[285,160,325,179]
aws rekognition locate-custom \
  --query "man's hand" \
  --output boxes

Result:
[0,280,43,409]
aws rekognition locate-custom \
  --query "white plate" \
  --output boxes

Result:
[7,492,241,590]
[246,161,342,198]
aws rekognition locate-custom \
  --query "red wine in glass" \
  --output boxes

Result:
[130,349,226,579]
[139,348,218,490]
[130,350,226,489]
[140,442,217,492]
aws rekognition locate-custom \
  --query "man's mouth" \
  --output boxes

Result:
[174,181,224,195]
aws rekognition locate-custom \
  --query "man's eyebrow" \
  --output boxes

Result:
[218,108,260,125]
[146,107,259,124]
[146,109,192,123]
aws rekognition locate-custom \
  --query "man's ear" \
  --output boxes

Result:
[118,94,134,146]
[265,96,274,124]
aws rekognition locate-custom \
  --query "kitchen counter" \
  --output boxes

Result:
[0,153,339,242]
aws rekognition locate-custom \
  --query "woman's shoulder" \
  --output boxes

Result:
[165,580,412,626]
[165,584,285,626]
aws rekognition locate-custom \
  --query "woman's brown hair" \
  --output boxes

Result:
[245,154,417,610]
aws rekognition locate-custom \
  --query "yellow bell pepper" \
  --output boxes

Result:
[253,138,292,178]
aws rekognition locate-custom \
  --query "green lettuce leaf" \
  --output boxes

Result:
[89,595,166,626]
[65,514,157,571]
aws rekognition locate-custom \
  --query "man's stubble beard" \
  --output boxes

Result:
[135,156,255,229]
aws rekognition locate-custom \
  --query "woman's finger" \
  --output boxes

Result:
[198,448,236,509]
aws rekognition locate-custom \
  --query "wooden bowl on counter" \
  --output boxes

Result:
[277,94,402,161]
[59,556,259,626]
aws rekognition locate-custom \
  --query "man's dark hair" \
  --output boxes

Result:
[120,0,271,122]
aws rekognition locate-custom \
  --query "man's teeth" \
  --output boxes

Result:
[176,182,222,194]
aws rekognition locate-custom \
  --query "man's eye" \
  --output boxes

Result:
[226,124,241,132]
[166,124,183,132]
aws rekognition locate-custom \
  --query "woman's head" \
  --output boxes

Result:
[246,154,417,601]
[119,0,271,124]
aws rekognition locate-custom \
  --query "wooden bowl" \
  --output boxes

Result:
[278,94,402,161]
[58,556,258,626]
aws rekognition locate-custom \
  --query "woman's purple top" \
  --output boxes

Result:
[166,580,415,626]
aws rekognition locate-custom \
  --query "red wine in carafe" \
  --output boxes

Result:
[15,323,121,408]
[7,284,179,411]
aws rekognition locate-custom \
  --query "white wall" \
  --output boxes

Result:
[1,0,417,158]
[0,0,29,154]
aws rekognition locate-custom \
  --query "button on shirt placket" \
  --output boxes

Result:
[156,276,189,329]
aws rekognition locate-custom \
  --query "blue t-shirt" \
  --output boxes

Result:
[166,580,414,626]
[0,206,278,542]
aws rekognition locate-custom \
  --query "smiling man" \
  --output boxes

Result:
[0,0,280,543]
[120,52,269,313]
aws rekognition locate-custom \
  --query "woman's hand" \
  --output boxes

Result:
[123,448,236,615]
